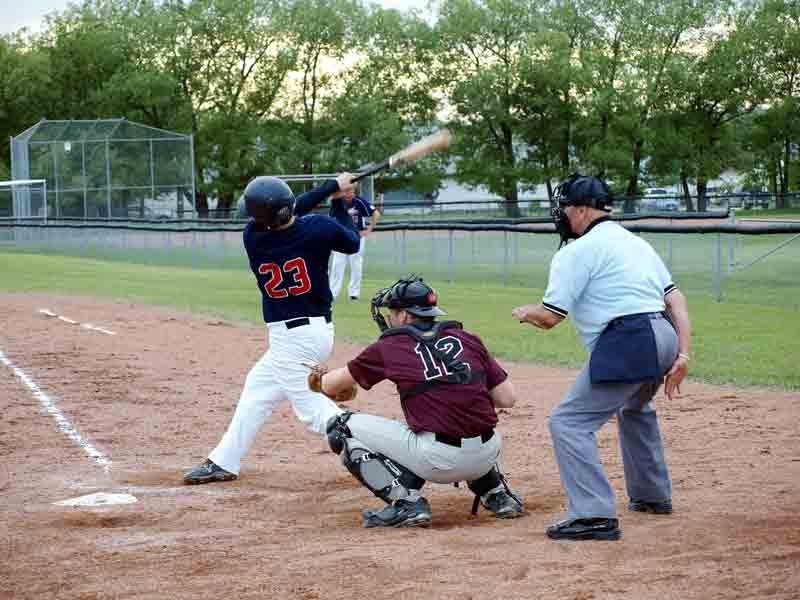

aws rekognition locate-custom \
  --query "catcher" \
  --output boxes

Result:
[308,275,524,528]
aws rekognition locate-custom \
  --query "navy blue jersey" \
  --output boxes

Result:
[330,195,376,231]
[244,180,360,323]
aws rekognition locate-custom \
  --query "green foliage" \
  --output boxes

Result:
[0,0,797,203]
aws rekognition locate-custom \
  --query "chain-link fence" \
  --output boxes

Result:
[1,218,798,305]
[10,119,195,219]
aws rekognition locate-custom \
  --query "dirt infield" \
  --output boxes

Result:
[1,294,798,600]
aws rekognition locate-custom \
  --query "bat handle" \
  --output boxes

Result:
[351,159,390,183]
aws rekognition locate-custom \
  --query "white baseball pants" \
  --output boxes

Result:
[329,237,365,299]
[346,413,502,484]
[208,317,343,474]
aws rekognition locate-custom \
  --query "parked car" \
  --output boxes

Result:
[640,189,680,212]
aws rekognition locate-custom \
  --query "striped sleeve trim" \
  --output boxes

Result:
[664,283,678,296]
[543,302,568,318]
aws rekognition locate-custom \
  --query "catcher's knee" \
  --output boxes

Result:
[341,442,425,503]
[326,412,353,455]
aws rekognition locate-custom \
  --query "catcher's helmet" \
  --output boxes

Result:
[378,275,446,317]
[553,174,613,211]
[371,275,445,331]
[243,176,296,229]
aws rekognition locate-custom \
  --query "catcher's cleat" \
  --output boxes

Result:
[183,459,238,485]
[481,490,524,519]
[628,499,673,514]
[362,497,432,528]
[546,517,621,541]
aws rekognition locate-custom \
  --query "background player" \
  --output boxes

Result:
[184,173,360,484]
[328,187,381,300]
[311,275,524,527]
[512,174,691,541]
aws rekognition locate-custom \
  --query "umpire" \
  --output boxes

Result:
[512,174,692,541]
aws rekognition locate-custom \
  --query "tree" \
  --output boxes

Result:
[434,0,547,217]
[742,0,800,205]
[133,0,295,216]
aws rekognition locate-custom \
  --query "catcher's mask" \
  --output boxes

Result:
[370,275,446,332]
[243,176,296,229]
[552,174,614,247]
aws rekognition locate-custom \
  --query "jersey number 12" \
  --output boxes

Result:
[414,336,468,380]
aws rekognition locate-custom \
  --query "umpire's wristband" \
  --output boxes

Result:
[678,352,690,362]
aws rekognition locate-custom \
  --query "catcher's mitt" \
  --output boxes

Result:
[307,364,358,402]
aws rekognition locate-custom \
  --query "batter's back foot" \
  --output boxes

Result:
[183,459,238,485]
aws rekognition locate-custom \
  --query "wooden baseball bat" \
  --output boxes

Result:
[351,129,453,183]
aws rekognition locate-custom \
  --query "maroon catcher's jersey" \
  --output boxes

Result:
[347,325,507,438]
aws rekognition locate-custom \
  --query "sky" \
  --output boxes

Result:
[0,0,433,34]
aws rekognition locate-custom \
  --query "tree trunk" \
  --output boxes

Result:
[778,137,791,209]
[217,191,234,218]
[195,190,209,219]
[501,123,520,217]
[696,177,708,212]
[503,183,521,218]
[190,113,208,219]
[680,169,694,211]
[624,139,644,213]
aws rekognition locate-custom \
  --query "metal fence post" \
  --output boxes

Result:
[447,230,454,282]
[713,233,723,301]
[667,235,673,272]
[471,231,476,267]
[513,229,519,264]
[728,209,736,272]
[503,231,509,286]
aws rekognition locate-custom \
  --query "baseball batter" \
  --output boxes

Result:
[512,174,692,541]
[328,190,381,300]
[310,276,524,527]
[184,173,360,484]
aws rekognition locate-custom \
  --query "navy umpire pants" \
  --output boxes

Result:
[549,316,678,519]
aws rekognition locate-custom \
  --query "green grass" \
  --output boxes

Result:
[1,250,798,390]
[734,207,800,219]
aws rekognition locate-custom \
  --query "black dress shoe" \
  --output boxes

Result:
[628,499,673,514]
[546,517,621,541]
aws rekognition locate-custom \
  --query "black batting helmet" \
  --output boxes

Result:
[553,174,613,211]
[243,176,296,229]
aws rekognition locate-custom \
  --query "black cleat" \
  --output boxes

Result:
[349,296,359,300]
[628,499,673,514]
[362,498,432,528]
[546,517,621,541]
[482,490,524,519]
[183,459,238,485]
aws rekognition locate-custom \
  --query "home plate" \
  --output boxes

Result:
[54,492,138,507]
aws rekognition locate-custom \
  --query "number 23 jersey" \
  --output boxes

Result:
[347,327,508,438]
[243,214,360,323]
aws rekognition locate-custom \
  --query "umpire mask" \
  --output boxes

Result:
[551,174,613,247]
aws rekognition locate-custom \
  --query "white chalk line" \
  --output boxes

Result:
[39,308,116,335]
[0,350,111,471]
